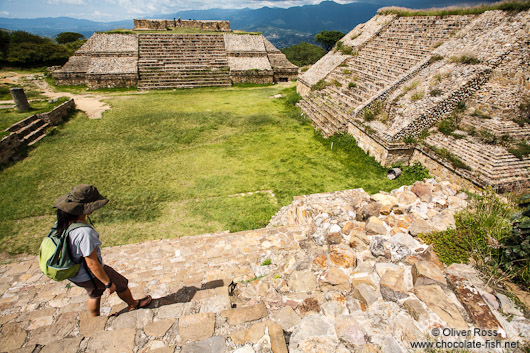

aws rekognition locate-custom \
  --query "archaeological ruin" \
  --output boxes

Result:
[52,19,298,90]
[298,9,530,192]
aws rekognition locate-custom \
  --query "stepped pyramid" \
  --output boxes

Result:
[53,21,298,90]
[298,9,530,192]
[1,179,529,352]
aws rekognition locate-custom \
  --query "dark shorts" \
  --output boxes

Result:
[72,265,129,299]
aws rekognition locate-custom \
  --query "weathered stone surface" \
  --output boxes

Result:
[221,303,268,325]
[329,245,356,268]
[273,306,301,331]
[179,312,216,342]
[409,219,436,236]
[145,319,176,337]
[299,297,321,314]
[40,337,82,353]
[446,274,503,331]
[403,299,429,321]
[370,236,389,258]
[412,261,446,287]
[233,346,254,353]
[414,284,467,329]
[181,336,226,353]
[365,216,387,235]
[289,314,338,352]
[321,267,350,292]
[321,300,348,317]
[111,307,154,330]
[381,336,403,353]
[392,313,423,346]
[288,271,317,293]
[325,232,342,245]
[79,311,108,338]
[351,273,376,288]
[268,321,289,353]
[231,321,267,344]
[411,182,432,202]
[27,312,77,346]
[0,322,27,351]
[335,315,366,345]
[379,269,408,302]
[397,190,418,205]
[353,283,379,307]
[86,328,136,353]
[312,254,328,268]
[157,302,195,319]
[380,204,393,216]
[357,203,382,221]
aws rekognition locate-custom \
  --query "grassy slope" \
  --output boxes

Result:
[0,84,420,255]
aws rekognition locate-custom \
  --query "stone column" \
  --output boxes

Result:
[10,88,31,112]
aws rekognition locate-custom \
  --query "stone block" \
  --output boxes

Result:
[79,311,108,338]
[86,328,136,353]
[403,299,429,322]
[353,283,380,308]
[181,336,226,353]
[365,216,387,235]
[40,337,82,353]
[379,269,408,302]
[0,323,27,351]
[179,312,216,342]
[288,270,317,293]
[414,284,467,329]
[411,182,432,202]
[221,303,268,325]
[446,274,503,332]
[299,297,321,314]
[145,319,176,337]
[408,219,436,236]
[230,321,267,344]
[412,261,446,287]
[329,245,356,268]
[273,306,301,331]
[335,315,366,345]
[321,267,351,292]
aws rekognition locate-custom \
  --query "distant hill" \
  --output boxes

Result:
[0,0,498,48]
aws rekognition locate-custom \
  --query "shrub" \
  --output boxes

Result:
[336,41,354,55]
[363,108,376,122]
[429,145,471,170]
[403,80,420,92]
[430,88,443,97]
[261,259,272,266]
[312,79,330,91]
[450,55,481,65]
[456,100,467,111]
[332,79,342,88]
[348,82,357,89]
[508,141,530,160]
[342,69,352,74]
[403,135,417,144]
[429,54,444,63]
[410,90,425,102]
[479,129,498,145]
[471,110,492,119]
[438,117,457,135]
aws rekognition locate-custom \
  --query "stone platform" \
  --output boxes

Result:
[1,179,529,352]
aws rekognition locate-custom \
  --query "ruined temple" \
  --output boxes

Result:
[53,20,298,90]
[297,9,530,192]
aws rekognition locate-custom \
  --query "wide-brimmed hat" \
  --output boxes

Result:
[54,184,109,215]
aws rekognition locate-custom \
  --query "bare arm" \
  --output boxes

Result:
[85,249,116,294]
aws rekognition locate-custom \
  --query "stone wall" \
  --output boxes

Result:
[134,19,231,32]
[230,70,274,84]
[38,99,76,125]
[0,133,22,165]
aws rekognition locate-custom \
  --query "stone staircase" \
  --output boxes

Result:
[138,34,231,90]
[1,180,529,352]
[299,16,472,136]
[6,115,50,146]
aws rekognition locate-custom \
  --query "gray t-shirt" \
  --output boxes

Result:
[67,226,103,283]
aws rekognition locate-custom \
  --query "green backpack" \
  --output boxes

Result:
[39,222,92,281]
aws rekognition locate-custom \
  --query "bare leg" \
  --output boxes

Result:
[117,288,139,309]
[87,297,101,317]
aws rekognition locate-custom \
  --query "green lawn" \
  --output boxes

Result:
[0,98,69,131]
[0,84,423,255]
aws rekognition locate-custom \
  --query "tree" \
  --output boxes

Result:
[281,42,325,67]
[314,30,345,51]
[56,32,84,44]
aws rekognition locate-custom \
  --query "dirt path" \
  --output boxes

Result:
[1,72,111,119]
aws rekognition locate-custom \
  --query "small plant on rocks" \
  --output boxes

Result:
[312,79,330,91]
[410,90,425,102]
[429,88,443,97]
[261,259,272,266]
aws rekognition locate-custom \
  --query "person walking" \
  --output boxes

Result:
[54,184,151,317]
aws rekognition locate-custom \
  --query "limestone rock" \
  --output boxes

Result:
[299,297,321,314]
[414,284,467,329]
[370,237,390,258]
[329,245,356,268]
[79,312,108,338]
[365,216,387,235]
[234,345,255,353]
[357,203,382,221]
[321,267,350,292]
[325,232,342,245]
[86,328,136,353]
[403,299,429,321]
[389,233,421,250]
[181,336,226,353]
[179,312,216,342]
[397,190,418,205]
[381,336,403,353]
[221,303,268,325]
[288,271,317,293]
[273,306,301,331]
[411,182,432,202]
[268,321,289,353]
[335,315,366,345]
[231,322,267,344]
[353,283,380,308]
[0,323,27,351]
[408,219,436,236]
[145,319,176,337]
[446,274,503,332]
[392,313,423,346]
[40,337,82,353]
[412,261,446,287]
[379,269,408,302]
[351,273,376,288]
[289,314,338,352]
[430,209,456,231]
[321,300,348,317]
[312,254,328,268]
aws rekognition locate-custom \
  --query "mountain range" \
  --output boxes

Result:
[0,0,498,48]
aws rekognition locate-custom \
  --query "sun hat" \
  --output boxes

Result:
[54,184,109,215]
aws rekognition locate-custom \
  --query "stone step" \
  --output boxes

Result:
[23,122,50,145]
[15,118,46,138]
[6,114,39,133]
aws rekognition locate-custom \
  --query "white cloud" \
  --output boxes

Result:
[92,11,113,18]
[47,0,87,5]
[0,11,9,16]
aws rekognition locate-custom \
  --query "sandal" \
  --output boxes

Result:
[129,295,152,311]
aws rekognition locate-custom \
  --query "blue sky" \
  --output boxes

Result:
[0,0,366,21]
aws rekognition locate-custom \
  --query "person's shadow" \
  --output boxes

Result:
[112,279,234,316]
